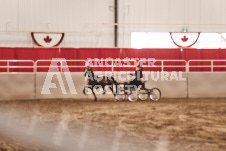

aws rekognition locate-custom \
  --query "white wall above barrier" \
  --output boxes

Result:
[0,73,34,100]
[1,72,226,101]
[188,73,226,98]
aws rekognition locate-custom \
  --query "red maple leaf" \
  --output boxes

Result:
[181,36,188,42]
[44,35,52,43]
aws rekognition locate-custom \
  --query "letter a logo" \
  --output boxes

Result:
[41,58,77,94]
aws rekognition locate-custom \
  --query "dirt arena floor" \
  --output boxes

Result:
[0,98,225,151]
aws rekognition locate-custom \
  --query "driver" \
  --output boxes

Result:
[129,61,144,88]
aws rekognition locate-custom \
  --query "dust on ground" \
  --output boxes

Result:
[0,98,225,151]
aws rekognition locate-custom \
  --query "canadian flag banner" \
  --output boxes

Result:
[31,32,64,47]
[170,32,200,48]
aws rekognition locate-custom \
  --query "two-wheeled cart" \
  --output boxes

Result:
[115,82,161,102]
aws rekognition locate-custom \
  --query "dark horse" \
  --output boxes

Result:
[83,67,118,101]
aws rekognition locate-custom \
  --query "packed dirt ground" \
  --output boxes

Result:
[0,98,225,151]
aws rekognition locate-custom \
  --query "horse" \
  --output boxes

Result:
[83,68,118,101]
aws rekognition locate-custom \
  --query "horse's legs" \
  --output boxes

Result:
[91,87,97,102]
[83,87,86,95]
[110,84,116,96]
[111,77,118,95]
[83,85,90,95]
[114,84,118,96]
[102,85,107,95]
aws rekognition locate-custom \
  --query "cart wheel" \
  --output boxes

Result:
[149,88,161,101]
[115,92,126,101]
[128,89,138,102]
[115,84,126,101]
[138,89,149,101]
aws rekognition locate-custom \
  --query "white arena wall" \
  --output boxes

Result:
[0,72,226,101]
[0,73,34,100]
[188,73,226,98]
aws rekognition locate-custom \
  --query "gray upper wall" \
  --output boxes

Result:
[0,0,226,47]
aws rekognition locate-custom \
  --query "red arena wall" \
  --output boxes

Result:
[1,47,226,72]
[1,47,226,60]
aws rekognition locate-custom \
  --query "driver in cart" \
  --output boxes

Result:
[129,61,145,89]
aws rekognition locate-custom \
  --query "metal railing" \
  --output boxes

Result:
[35,60,86,72]
[35,59,186,72]
[0,60,34,72]
[152,60,186,72]
[188,60,226,72]
[87,59,186,72]
[1,59,226,73]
